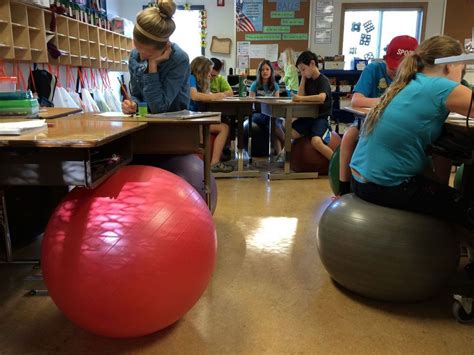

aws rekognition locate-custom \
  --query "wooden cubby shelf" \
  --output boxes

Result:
[1,0,131,71]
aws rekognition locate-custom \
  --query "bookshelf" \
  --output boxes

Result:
[2,0,132,71]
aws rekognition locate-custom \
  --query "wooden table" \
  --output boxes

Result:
[258,98,320,180]
[0,117,146,262]
[88,112,222,207]
[39,107,83,119]
[203,97,261,178]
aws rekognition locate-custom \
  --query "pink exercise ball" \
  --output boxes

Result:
[41,165,217,338]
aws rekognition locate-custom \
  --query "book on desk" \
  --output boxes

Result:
[146,109,220,120]
[0,119,47,135]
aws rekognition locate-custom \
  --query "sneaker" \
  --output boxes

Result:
[275,150,285,164]
[221,147,232,162]
[211,161,234,173]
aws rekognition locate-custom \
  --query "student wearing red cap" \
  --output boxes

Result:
[338,35,419,195]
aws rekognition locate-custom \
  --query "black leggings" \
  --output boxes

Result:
[351,175,474,233]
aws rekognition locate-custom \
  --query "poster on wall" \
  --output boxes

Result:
[314,0,333,44]
[237,41,251,56]
[236,0,263,32]
[315,29,332,44]
[249,44,279,61]
[268,0,302,12]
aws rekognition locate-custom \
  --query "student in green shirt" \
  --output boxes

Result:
[279,47,299,96]
[210,57,234,161]
[210,58,234,97]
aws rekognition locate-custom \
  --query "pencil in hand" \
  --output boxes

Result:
[117,77,131,101]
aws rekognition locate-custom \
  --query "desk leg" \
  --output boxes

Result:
[237,109,245,172]
[268,106,318,180]
[284,107,293,174]
[203,125,211,209]
[461,163,474,200]
[0,189,13,262]
[270,116,276,162]
[214,107,260,178]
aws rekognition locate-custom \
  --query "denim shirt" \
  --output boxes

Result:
[128,43,190,113]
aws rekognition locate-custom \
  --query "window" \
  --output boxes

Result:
[170,7,204,61]
[340,3,426,69]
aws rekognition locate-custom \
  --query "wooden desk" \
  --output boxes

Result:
[342,106,370,117]
[88,112,221,206]
[258,98,320,180]
[0,117,146,262]
[39,107,83,119]
[203,97,261,178]
[0,107,83,121]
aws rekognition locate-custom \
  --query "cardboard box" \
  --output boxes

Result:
[324,61,345,70]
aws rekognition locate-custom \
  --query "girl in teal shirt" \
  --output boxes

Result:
[351,35,474,233]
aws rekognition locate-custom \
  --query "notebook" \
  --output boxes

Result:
[146,109,220,120]
[0,119,47,135]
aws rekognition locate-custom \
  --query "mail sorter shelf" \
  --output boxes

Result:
[1,0,132,70]
[0,135,133,189]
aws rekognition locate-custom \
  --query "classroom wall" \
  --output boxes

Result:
[310,0,446,57]
[111,1,446,71]
[111,0,235,71]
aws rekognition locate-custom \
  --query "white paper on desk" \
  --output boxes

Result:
[0,119,47,135]
[146,109,220,119]
[95,112,134,117]
[258,96,291,100]
[448,112,470,120]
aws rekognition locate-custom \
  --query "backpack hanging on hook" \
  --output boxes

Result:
[28,64,57,107]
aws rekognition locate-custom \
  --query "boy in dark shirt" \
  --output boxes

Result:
[291,51,333,160]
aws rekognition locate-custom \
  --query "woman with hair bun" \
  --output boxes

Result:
[123,0,190,114]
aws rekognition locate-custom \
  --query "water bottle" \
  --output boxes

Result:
[238,73,247,97]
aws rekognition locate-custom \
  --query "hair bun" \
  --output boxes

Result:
[155,0,176,19]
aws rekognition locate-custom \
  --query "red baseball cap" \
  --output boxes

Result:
[384,35,419,70]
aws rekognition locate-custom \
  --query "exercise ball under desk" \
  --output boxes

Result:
[317,194,460,302]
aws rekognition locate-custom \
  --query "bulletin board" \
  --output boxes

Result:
[235,0,310,70]
[444,0,474,46]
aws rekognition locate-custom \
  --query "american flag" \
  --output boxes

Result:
[236,0,256,32]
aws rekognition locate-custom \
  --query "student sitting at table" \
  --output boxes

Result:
[279,47,299,97]
[122,0,190,114]
[210,58,234,97]
[291,51,334,160]
[189,56,233,173]
[350,35,474,234]
[338,35,419,195]
[249,59,285,161]
[210,57,234,161]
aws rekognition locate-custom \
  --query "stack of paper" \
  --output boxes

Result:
[0,119,47,135]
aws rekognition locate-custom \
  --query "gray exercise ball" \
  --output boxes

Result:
[317,194,460,302]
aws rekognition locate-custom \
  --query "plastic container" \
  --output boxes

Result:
[0,77,17,92]
[0,99,39,116]
[0,90,33,100]
[238,74,247,97]
[138,102,148,117]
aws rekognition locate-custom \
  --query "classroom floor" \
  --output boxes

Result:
[1,177,473,353]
